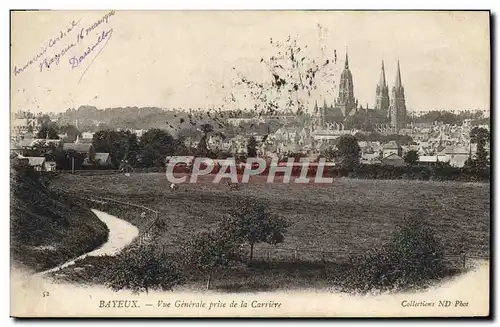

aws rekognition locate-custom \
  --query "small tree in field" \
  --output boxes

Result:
[226,203,290,264]
[337,135,361,171]
[104,245,185,294]
[181,228,243,290]
[247,136,258,157]
[470,127,490,169]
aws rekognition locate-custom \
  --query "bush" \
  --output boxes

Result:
[342,216,445,293]
[103,244,185,293]
[179,227,244,290]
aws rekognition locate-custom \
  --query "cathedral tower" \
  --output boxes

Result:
[375,60,390,114]
[389,61,407,130]
[334,50,357,116]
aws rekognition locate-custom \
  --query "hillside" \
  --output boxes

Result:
[10,159,109,272]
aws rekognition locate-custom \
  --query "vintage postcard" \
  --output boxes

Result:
[10,10,491,318]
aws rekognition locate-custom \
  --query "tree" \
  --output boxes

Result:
[138,129,175,167]
[196,123,214,157]
[337,135,361,171]
[36,127,59,139]
[181,227,243,290]
[37,114,52,129]
[404,150,419,166]
[60,124,81,142]
[247,136,258,157]
[470,127,490,169]
[54,149,86,170]
[224,203,290,264]
[319,146,338,162]
[92,130,139,168]
[104,244,185,294]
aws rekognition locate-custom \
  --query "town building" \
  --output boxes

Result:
[382,141,403,158]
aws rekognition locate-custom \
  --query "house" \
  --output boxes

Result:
[381,153,405,167]
[25,157,46,171]
[438,146,470,168]
[83,152,112,167]
[134,129,148,138]
[44,161,57,172]
[382,141,403,158]
[418,155,451,167]
[207,134,226,152]
[165,156,195,166]
[63,142,96,164]
[81,132,94,140]
[361,152,381,165]
[95,153,112,166]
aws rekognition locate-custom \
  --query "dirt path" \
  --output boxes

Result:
[36,209,139,276]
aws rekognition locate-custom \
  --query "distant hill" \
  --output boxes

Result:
[10,159,109,272]
[57,105,285,137]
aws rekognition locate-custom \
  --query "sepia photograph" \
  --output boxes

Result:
[9,9,491,318]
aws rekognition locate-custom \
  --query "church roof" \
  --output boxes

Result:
[324,106,345,119]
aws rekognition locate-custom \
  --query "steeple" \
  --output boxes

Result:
[335,48,357,117]
[395,60,402,89]
[344,49,349,69]
[375,60,390,113]
[389,60,407,131]
[378,60,387,87]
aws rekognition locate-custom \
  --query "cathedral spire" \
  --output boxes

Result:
[378,60,387,87]
[335,47,356,117]
[395,60,402,89]
[344,48,349,69]
[375,60,389,113]
[389,60,407,130]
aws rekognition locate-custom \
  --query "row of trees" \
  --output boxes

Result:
[409,110,487,125]
[26,124,264,170]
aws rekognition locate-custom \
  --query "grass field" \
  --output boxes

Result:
[51,173,490,258]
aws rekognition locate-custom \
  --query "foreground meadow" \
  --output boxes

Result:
[51,173,490,258]
[46,173,490,291]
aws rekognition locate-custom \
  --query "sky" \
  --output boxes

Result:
[10,10,490,114]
